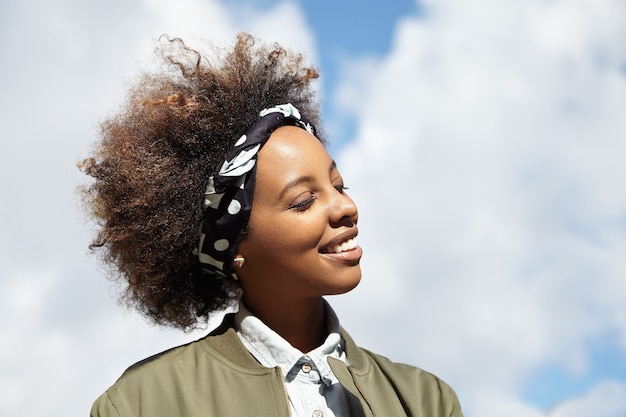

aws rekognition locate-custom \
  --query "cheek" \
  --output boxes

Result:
[246,213,323,255]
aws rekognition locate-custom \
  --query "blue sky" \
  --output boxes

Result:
[221,0,422,150]
[1,1,626,416]
[524,332,626,409]
[293,0,420,149]
[293,0,420,87]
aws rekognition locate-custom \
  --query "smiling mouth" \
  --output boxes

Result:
[320,237,358,254]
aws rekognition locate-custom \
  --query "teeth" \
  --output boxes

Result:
[331,237,357,254]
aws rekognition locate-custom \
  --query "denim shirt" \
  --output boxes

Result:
[235,301,362,417]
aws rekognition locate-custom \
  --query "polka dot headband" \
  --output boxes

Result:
[196,103,317,280]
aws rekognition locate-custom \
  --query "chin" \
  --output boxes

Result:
[328,270,362,295]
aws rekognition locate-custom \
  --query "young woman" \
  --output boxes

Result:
[82,33,463,417]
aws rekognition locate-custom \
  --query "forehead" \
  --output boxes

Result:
[255,126,332,192]
[258,125,330,169]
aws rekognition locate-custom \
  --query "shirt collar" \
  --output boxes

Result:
[235,299,345,386]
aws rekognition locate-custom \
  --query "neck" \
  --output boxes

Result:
[243,295,327,353]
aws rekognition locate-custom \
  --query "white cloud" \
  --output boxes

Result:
[333,0,626,416]
[0,1,316,416]
[3,0,625,415]
[226,1,318,62]
[548,381,626,417]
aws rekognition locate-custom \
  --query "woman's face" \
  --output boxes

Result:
[236,126,362,302]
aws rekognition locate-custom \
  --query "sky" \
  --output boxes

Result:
[1,0,625,416]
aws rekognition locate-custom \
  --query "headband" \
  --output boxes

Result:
[196,103,317,280]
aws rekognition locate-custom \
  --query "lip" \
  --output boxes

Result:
[318,227,362,265]
[319,227,359,254]
[319,245,363,266]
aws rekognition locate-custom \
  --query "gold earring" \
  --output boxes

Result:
[233,255,245,269]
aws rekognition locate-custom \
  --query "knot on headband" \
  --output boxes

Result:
[196,103,317,279]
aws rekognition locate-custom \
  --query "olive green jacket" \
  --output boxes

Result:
[91,316,463,417]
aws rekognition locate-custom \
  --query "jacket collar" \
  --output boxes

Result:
[201,313,368,373]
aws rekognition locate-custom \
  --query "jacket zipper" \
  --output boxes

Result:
[275,366,292,417]
[347,366,377,417]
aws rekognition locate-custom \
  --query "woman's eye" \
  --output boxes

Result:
[334,184,348,193]
[288,194,316,212]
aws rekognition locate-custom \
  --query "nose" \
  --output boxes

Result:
[329,189,359,227]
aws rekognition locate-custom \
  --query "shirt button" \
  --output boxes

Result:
[301,362,312,373]
[312,411,323,417]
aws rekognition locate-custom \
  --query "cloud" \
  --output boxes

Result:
[0,1,315,416]
[3,0,625,416]
[548,381,626,417]
[223,0,318,62]
[332,0,626,416]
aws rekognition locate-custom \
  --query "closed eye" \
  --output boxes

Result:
[288,195,316,212]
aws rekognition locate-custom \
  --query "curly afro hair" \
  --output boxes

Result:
[80,33,322,330]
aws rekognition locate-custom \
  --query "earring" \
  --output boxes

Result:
[233,255,245,269]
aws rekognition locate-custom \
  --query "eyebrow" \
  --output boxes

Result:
[277,160,337,200]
